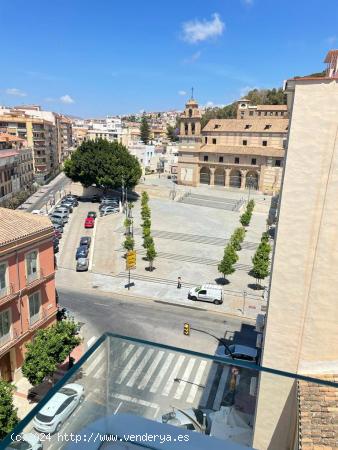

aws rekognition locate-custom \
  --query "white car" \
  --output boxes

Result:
[100,206,119,216]
[6,432,42,449]
[33,383,84,434]
[158,407,210,434]
[216,344,258,362]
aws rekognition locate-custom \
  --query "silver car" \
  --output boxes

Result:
[100,206,119,216]
[76,257,89,271]
[33,383,84,434]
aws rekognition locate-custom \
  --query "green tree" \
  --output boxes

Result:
[141,205,151,221]
[247,199,255,212]
[166,125,179,142]
[240,210,252,227]
[218,244,238,282]
[146,243,157,271]
[261,231,269,244]
[123,235,135,251]
[22,321,81,386]
[141,191,149,206]
[143,234,154,249]
[64,139,142,189]
[142,217,151,229]
[140,115,150,144]
[251,242,271,287]
[230,227,246,251]
[0,381,19,440]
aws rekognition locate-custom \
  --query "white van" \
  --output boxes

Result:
[188,284,223,305]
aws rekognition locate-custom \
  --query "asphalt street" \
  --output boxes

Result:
[25,173,71,212]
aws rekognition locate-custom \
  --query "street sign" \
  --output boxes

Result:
[126,250,136,270]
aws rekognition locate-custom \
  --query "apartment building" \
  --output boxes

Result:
[178,98,287,194]
[237,99,288,119]
[56,114,73,162]
[0,208,57,382]
[253,51,338,449]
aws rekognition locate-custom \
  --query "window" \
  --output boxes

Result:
[191,123,195,135]
[249,111,254,116]
[29,291,41,325]
[214,124,220,129]
[244,124,251,129]
[184,124,188,135]
[264,124,272,130]
[212,138,217,145]
[243,140,247,146]
[0,309,10,345]
[262,140,268,146]
[235,157,240,164]
[219,156,223,163]
[251,158,257,165]
[26,250,38,282]
[204,137,207,144]
[0,262,7,297]
[258,111,261,116]
[275,159,281,167]
[203,155,208,162]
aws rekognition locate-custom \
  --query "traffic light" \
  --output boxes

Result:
[183,322,190,336]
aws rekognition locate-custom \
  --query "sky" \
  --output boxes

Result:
[1,0,337,117]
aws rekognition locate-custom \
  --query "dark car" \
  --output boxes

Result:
[91,194,100,202]
[53,238,59,254]
[87,211,97,219]
[76,245,89,260]
[53,224,63,234]
[54,229,62,239]
[80,236,92,248]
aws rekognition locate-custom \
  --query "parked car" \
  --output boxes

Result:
[54,229,62,240]
[50,212,68,223]
[100,198,119,207]
[188,284,223,305]
[50,217,66,227]
[158,407,210,434]
[33,383,84,433]
[6,432,43,449]
[53,224,63,234]
[216,344,258,362]
[54,207,70,217]
[79,236,91,248]
[63,195,78,206]
[76,245,89,259]
[53,238,59,254]
[99,203,119,212]
[76,257,89,271]
[91,194,100,202]
[100,206,119,216]
[87,211,97,219]
[84,217,94,228]
[59,202,73,212]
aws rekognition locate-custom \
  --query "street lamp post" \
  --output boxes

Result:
[247,176,254,202]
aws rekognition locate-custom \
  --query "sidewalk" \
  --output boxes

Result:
[13,342,85,420]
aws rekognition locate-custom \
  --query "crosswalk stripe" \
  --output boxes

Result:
[213,366,230,410]
[186,360,208,403]
[174,358,196,400]
[137,351,164,390]
[116,347,143,384]
[199,363,218,408]
[121,343,135,361]
[162,355,185,396]
[126,349,155,387]
[85,350,105,377]
[149,352,175,393]
[94,364,105,379]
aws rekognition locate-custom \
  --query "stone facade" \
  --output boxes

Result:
[177,98,287,194]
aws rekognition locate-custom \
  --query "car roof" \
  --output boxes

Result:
[39,392,68,416]
[77,257,88,262]
[230,344,257,357]
[85,216,94,220]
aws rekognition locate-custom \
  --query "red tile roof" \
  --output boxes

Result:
[0,133,24,143]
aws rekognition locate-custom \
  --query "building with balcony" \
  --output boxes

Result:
[236,99,288,119]
[56,114,73,162]
[177,98,287,194]
[0,208,57,382]
[253,50,338,449]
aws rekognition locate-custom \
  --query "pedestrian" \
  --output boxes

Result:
[177,276,182,289]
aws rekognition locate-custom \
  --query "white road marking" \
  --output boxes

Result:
[116,347,143,384]
[111,393,159,410]
[199,363,218,408]
[186,360,208,403]
[121,343,135,361]
[85,350,105,377]
[213,365,230,410]
[126,349,155,387]
[94,365,105,379]
[137,351,164,390]
[114,401,123,414]
[174,358,196,400]
[87,336,97,348]
[162,355,185,396]
[149,352,175,393]
[88,217,98,271]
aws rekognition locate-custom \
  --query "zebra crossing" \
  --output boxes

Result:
[83,342,231,411]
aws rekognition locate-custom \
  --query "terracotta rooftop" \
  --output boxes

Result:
[199,144,285,157]
[0,133,24,143]
[203,118,289,133]
[0,207,53,248]
[298,375,338,449]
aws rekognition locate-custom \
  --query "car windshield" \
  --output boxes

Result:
[59,387,77,396]
[36,412,54,423]
[195,286,201,292]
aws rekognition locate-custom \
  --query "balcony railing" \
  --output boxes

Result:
[3,333,338,450]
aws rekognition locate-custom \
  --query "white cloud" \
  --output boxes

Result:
[5,88,27,97]
[181,13,225,44]
[183,51,202,64]
[178,90,187,96]
[326,35,337,45]
[60,94,75,104]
